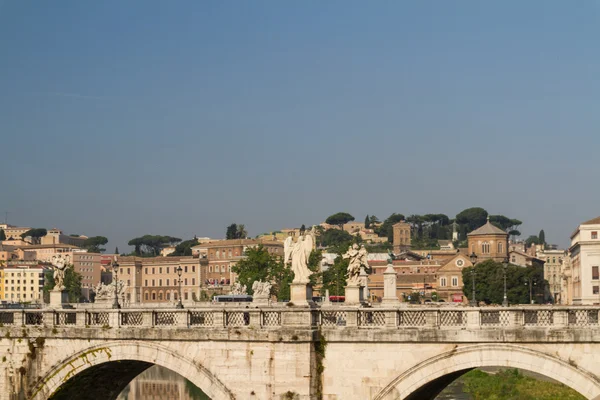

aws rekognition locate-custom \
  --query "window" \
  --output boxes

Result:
[152,293,156,300]
[159,292,163,300]
[184,292,188,300]
[451,277,458,287]
[192,266,196,273]
[440,277,447,287]
[145,268,148,274]
[497,242,503,253]
[184,266,188,273]
[471,244,475,253]
[152,268,155,274]
[481,242,490,254]
[221,265,226,273]
[127,268,130,274]
[152,279,155,286]
[145,292,149,301]
[594,286,599,295]
[593,266,599,280]
[167,267,170,274]
[144,280,148,286]
[209,266,213,272]
[159,279,162,286]
[166,279,170,286]
[127,280,131,286]
[192,278,195,285]
[166,293,170,300]
[184,278,188,285]
[593,231,598,240]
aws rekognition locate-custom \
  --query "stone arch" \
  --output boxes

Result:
[31,340,234,400]
[374,343,600,400]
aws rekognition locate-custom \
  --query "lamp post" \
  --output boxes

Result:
[502,257,509,307]
[469,252,478,306]
[111,256,120,309]
[176,265,184,309]
[524,277,537,304]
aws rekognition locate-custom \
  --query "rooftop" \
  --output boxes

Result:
[582,216,600,225]
[467,218,508,236]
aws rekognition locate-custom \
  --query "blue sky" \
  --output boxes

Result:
[1,1,598,250]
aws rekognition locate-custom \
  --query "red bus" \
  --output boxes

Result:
[329,296,345,303]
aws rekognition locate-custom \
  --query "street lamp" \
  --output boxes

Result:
[502,257,509,307]
[469,253,478,306]
[176,266,184,309]
[524,277,537,304]
[111,256,120,309]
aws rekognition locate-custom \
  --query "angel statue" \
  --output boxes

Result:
[230,282,247,296]
[343,244,368,286]
[284,232,314,284]
[51,255,70,292]
[252,280,272,297]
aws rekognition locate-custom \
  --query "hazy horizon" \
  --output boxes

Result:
[2,1,598,251]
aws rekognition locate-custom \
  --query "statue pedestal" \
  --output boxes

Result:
[252,295,270,304]
[49,290,68,308]
[345,284,364,305]
[382,264,399,305]
[289,283,314,307]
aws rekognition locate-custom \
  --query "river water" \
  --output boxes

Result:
[117,365,472,400]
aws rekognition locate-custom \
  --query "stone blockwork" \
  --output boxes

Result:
[2,306,600,399]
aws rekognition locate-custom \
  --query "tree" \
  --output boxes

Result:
[325,212,355,228]
[462,260,546,305]
[539,230,546,246]
[369,215,380,225]
[525,235,541,248]
[127,235,181,256]
[0,229,5,241]
[364,215,370,229]
[43,266,83,303]
[115,247,119,255]
[20,228,47,244]
[83,236,108,253]
[375,213,406,242]
[169,239,198,256]
[226,223,247,239]
[322,253,348,296]
[232,245,291,299]
[456,207,488,233]
[320,229,355,249]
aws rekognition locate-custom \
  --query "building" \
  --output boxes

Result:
[435,254,473,303]
[392,222,412,253]
[368,258,443,301]
[14,243,82,262]
[569,216,600,305]
[116,256,201,305]
[40,229,87,247]
[2,226,31,241]
[467,217,509,262]
[536,248,566,303]
[197,239,284,288]
[508,250,545,269]
[71,252,103,300]
[2,263,47,303]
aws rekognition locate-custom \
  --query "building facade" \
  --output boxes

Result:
[2,263,47,303]
[537,248,565,303]
[71,252,103,300]
[467,218,509,262]
[392,222,412,253]
[569,216,600,305]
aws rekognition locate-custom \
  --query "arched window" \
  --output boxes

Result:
[166,292,170,300]
[471,244,475,253]
[158,292,163,300]
[144,292,149,301]
[440,277,447,287]
[221,265,225,273]
[209,266,213,273]
[482,242,490,254]
[152,292,156,300]
[498,242,503,254]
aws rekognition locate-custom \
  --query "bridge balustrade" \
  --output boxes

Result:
[1,307,600,330]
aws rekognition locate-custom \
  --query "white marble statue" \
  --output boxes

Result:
[252,280,272,297]
[94,281,127,300]
[50,255,70,292]
[284,232,314,284]
[229,282,247,296]
[343,244,369,286]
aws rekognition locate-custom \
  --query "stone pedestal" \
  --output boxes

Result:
[289,283,314,307]
[345,284,364,305]
[49,290,68,308]
[252,295,270,304]
[382,264,399,305]
[359,267,369,301]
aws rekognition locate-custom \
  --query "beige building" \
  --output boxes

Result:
[537,248,566,303]
[467,217,508,262]
[436,254,473,303]
[40,229,87,247]
[508,250,544,269]
[2,263,47,303]
[14,243,82,262]
[392,222,412,253]
[71,252,103,300]
[2,226,31,241]
[569,216,600,305]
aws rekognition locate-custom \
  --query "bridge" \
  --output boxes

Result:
[2,305,600,400]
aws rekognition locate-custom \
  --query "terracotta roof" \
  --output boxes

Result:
[582,216,600,225]
[467,220,507,236]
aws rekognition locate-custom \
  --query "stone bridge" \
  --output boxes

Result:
[2,305,600,400]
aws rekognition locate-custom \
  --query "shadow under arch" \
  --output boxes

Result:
[374,343,600,400]
[31,341,235,400]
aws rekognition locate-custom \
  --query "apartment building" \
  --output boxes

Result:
[2,263,47,303]
[71,252,103,300]
[569,216,600,305]
[536,248,565,303]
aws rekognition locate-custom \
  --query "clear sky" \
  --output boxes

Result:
[1,1,598,251]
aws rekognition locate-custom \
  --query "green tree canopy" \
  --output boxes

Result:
[43,267,83,303]
[364,215,370,229]
[320,229,355,249]
[169,239,198,256]
[83,236,108,253]
[232,245,290,299]
[325,212,355,228]
[375,213,406,242]
[115,247,119,255]
[226,223,248,239]
[456,207,488,233]
[128,235,181,256]
[462,260,547,305]
[539,230,546,246]
[20,228,47,244]
[0,229,5,241]
[525,235,542,248]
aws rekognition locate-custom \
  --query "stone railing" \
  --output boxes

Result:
[0,307,599,330]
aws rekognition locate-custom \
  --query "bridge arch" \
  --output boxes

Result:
[374,343,600,400]
[31,340,234,400]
